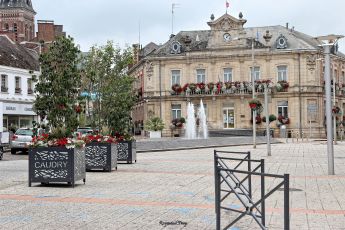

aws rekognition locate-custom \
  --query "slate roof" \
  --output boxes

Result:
[0,35,39,71]
[145,23,344,58]
[0,0,35,13]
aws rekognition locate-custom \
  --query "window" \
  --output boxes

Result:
[27,78,33,94]
[223,68,232,82]
[249,67,260,81]
[342,71,345,84]
[277,65,288,81]
[1,75,7,92]
[13,23,17,32]
[196,69,206,83]
[277,101,288,118]
[171,70,181,85]
[171,104,181,120]
[15,76,21,93]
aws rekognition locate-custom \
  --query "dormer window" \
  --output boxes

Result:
[276,34,288,49]
[171,41,181,54]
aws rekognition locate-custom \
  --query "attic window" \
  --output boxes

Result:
[171,41,181,54]
[276,34,287,49]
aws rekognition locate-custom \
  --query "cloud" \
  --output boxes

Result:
[33,0,345,52]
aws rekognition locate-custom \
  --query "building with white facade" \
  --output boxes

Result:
[0,35,39,132]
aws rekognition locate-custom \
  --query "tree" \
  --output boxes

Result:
[33,36,81,133]
[83,41,136,135]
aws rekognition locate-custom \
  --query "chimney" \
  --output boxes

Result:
[286,23,289,29]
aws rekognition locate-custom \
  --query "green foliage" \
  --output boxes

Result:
[262,114,277,123]
[33,36,81,133]
[82,41,135,134]
[50,127,72,139]
[145,117,165,131]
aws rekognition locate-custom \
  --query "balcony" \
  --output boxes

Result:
[15,88,22,94]
[1,86,8,93]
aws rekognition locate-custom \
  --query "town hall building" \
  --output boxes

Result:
[129,13,345,138]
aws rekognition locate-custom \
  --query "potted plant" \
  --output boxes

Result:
[262,114,277,123]
[28,127,86,187]
[277,115,290,125]
[30,36,85,187]
[171,117,186,137]
[145,117,164,138]
[84,130,118,172]
[171,84,182,95]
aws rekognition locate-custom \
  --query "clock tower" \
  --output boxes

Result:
[207,13,247,49]
[0,0,36,43]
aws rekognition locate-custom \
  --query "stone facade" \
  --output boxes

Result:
[129,13,345,138]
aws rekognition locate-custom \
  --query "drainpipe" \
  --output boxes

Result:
[159,60,162,119]
[298,53,302,138]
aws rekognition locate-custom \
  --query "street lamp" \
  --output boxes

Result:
[251,37,257,149]
[316,34,344,175]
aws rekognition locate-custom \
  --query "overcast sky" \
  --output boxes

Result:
[34,0,345,52]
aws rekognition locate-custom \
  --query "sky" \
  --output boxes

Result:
[34,0,345,52]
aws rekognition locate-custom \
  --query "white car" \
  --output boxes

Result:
[10,128,44,154]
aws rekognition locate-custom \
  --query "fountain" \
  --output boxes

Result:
[185,102,197,139]
[185,100,208,139]
[198,99,209,139]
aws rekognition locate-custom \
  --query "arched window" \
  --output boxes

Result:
[4,23,9,31]
[25,25,28,38]
[13,23,17,32]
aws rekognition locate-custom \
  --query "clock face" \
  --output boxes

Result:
[223,33,231,42]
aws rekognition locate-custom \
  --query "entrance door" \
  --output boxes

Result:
[223,108,235,129]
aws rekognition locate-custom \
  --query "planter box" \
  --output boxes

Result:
[28,146,86,187]
[85,142,117,172]
[117,140,136,164]
[149,131,162,138]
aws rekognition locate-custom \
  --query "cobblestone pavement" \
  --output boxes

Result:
[0,140,345,229]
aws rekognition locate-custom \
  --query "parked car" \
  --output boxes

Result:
[10,128,44,154]
[76,127,93,137]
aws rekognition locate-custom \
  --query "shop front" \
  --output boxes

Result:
[0,102,36,132]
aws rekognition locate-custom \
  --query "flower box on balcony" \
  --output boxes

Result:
[1,86,8,93]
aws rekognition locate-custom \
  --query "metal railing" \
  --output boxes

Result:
[214,150,290,230]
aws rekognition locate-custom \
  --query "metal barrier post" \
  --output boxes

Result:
[248,151,252,199]
[260,159,265,226]
[284,174,290,230]
[214,151,221,230]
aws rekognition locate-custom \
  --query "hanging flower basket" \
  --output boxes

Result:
[278,115,290,125]
[75,105,82,114]
[332,106,341,116]
[248,99,262,111]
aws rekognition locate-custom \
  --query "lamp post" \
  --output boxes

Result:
[264,83,271,156]
[316,34,344,175]
[251,38,256,149]
[333,66,337,145]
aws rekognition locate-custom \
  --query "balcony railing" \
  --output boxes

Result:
[15,88,22,94]
[1,86,8,93]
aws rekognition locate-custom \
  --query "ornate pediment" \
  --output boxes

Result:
[207,13,246,32]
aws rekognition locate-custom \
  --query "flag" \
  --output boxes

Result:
[226,1,229,8]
